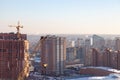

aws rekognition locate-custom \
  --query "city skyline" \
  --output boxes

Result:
[0,0,120,34]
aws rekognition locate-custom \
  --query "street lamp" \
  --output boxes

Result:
[43,63,48,79]
[43,64,48,68]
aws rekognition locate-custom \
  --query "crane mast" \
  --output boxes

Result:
[9,21,23,40]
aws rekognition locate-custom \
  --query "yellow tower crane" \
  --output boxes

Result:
[9,21,23,39]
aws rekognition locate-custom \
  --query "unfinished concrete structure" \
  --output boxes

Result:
[0,33,29,80]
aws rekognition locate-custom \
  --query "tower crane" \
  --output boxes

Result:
[9,21,23,39]
[31,39,41,57]
[31,37,45,58]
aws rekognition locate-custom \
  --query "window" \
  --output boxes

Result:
[0,49,7,53]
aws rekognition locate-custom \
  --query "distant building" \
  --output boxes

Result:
[40,35,66,75]
[115,37,120,50]
[66,46,85,65]
[76,47,85,64]
[84,38,92,66]
[105,39,114,49]
[66,40,75,48]
[92,35,105,50]
[0,33,29,80]
[89,48,120,70]
[84,48,92,66]
[85,38,91,47]
[66,47,76,62]
[75,38,84,47]
[92,48,103,66]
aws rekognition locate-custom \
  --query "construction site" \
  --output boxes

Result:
[0,22,29,80]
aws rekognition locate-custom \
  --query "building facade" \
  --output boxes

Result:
[0,33,29,80]
[88,48,120,70]
[115,37,120,50]
[66,47,76,62]
[92,35,105,50]
[0,33,27,40]
[40,35,66,75]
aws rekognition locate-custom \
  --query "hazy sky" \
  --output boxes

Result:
[0,0,120,34]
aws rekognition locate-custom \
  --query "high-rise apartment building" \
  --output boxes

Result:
[0,33,29,80]
[92,35,105,50]
[89,48,120,70]
[105,39,114,49]
[84,38,92,66]
[66,47,76,62]
[115,37,120,50]
[75,38,84,47]
[40,35,66,75]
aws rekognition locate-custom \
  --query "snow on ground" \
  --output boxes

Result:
[29,66,120,80]
[66,77,105,80]
[66,66,120,80]
[82,66,120,73]
[66,73,120,80]
[29,73,120,80]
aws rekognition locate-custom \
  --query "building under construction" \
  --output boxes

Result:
[0,22,29,80]
[0,33,29,80]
